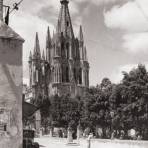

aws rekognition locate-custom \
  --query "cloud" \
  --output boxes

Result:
[104,0,148,54]
[6,0,84,83]
[9,11,55,81]
[75,0,128,6]
[110,62,148,83]
[104,0,148,33]
[10,11,55,61]
[123,32,148,54]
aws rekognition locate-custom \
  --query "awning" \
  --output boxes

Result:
[23,101,38,118]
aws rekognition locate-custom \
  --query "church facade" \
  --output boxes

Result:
[28,0,89,101]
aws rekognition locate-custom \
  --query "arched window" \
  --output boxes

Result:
[79,68,82,84]
[66,67,69,82]
[67,21,69,27]
[66,43,69,59]
[61,42,65,57]
[73,68,76,81]
[53,44,56,56]
[62,65,65,82]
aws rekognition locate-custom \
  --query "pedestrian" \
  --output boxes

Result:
[87,133,93,148]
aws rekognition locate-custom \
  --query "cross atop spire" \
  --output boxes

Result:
[60,0,69,5]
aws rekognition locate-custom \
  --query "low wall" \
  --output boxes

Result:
[89,139,148,148]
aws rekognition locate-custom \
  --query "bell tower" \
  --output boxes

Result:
[29,0,90,97]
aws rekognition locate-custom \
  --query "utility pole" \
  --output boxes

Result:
[1,0,23,25]
[0,0,3,21]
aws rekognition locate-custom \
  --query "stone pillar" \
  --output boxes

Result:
[0,21,24,148]
[0,0,3,21]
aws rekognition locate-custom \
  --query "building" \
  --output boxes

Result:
[29,0,89,103]
[0,0,24,147]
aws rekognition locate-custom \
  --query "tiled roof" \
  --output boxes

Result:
[0,20,24,41]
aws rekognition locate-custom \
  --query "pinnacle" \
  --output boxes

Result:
[42,50,45,60]
[29,51,32,59]
[33,32,41,59]
[78,25,84,42]
[46,26,51,49]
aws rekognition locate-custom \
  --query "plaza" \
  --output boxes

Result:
[35,136,148,148]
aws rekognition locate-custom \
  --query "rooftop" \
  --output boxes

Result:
[0,20,24,41]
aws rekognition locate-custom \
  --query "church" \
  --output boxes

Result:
[28,0,89,102]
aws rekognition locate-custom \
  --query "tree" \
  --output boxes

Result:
[110,64,148,139]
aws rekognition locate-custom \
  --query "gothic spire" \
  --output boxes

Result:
[33,32,41,59]
[56,0,74,38]
[78,25,84,43]
[0,0,3,21]
[46,26,52,49]
[84,46,87,61]
[46,27,52,62]
[42,49,45,61]
[29,51,32,62]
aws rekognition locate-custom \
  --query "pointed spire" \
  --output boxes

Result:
[78,25,84,42]
[84,46,88,61]
[0,0,3,21]
[56,0,74,38]
[29,51,32,62]
[42,49,45,61]
[46,26,52,49]
[53,30,55,37]
[46,27,52,62]
[33,32,41,59]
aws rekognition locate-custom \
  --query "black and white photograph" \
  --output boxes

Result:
[0,0,148,147]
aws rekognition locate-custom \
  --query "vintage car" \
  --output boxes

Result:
[23,129,39,148]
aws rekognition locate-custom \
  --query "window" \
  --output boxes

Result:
[62,65,65,82]
[66,67,69,82]
[74,68,76,81]
[79,68,82,84]
[67,21,69,27]
[66,43,69,58]
[61,42,65,57]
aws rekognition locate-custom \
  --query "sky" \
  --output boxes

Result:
[4,0,148,86]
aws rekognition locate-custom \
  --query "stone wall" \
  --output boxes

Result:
[0,38,23,148]
[89,139,148,148]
